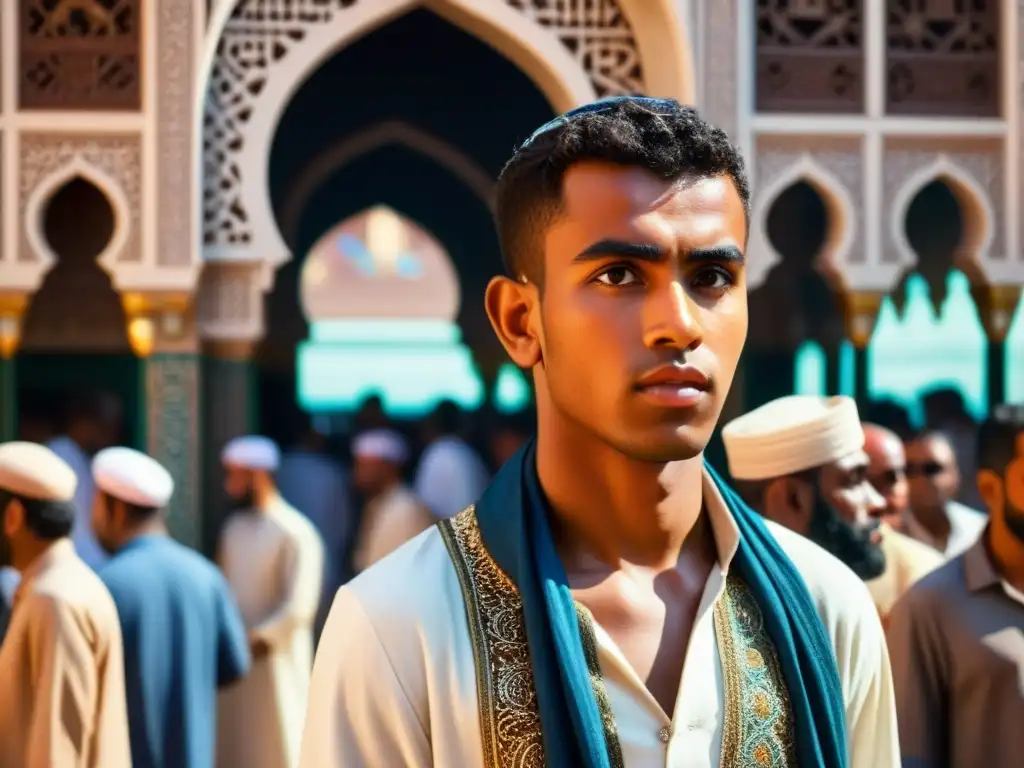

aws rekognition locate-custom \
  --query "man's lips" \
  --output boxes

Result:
[633,364,711,408]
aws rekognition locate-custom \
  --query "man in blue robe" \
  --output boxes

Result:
[94,446,250,768]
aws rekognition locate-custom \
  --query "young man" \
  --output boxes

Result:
[217,435,324,768]
[93,446,251,768]
[300,98,897,767]
[0,442,130,767]
[888,404,1024,764]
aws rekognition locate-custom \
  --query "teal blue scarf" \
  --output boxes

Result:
[474,441,848,767]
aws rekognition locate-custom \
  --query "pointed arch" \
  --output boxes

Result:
[748,154,857,290]
[890,155,994,277]
[23,159,132,278]
[278,121,497,248]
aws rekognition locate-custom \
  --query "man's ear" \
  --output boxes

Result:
[763,476,815,535]
[2,498,24,539]
[977,469,1004,513]
[484,276,542,369]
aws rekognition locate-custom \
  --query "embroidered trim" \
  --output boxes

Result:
[440,507,544,768]
[440,507,625,768]
[714,577,796,767]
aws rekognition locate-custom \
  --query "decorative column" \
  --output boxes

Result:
[201,339,256,555]
[842,291,885,408]
[973,284,1022,408]
[123,292,202,549]
[0,294,28,442]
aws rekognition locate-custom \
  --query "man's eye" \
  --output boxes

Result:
[596,266,638,286]
[692,267,734,290]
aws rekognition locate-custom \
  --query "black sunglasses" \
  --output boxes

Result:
[906,461,946,478]
[521,95,679,148]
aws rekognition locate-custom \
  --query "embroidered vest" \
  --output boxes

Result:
[439,506,796,768]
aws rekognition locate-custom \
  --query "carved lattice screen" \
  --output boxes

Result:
[886,0,1000,117]
[19,0,141,110]
[756,0,864,113]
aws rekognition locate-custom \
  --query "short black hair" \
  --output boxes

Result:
[428,399,462,436]
[495,98,750,283]
[977,404,1024,477]
[102,491,160,521]
[0,491,74,540]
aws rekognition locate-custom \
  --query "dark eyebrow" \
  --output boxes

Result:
[573,239,666,262]
[573,240,745,265]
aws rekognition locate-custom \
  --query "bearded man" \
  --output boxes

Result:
[888,404,1024,766]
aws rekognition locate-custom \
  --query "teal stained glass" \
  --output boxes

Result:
[297,319,485,417]
[493,363,532,413]
[868,271,987,424]
[1007,290,1024,403]
[794,341,827,397]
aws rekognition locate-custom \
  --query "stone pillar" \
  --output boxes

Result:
[0,294,29,442]
[201,339,256,555]
[123,292,202,549]
[842,291,885,408]
[973,284,1022,409]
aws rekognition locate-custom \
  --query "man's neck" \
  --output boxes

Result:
[912,503,952,548]
[120,520,168,549]
[535,424,707,571]
[14,537,62,573]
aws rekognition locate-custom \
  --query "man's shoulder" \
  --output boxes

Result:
[333,524,467,653]
[896,553,968,612]
[762,519,880,637]
[27,560,120,634]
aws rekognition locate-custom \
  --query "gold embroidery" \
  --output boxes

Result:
[440,507,624,768]
[714,577,796,768]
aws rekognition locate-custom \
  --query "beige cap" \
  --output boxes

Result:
[221,435,280,472]
[0,441,78,502]
[93,447,174,508]
[721,395,864,481]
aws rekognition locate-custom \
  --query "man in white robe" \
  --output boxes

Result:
[350,429,433,574]
[300,98,897,767]
[216,435,324,768]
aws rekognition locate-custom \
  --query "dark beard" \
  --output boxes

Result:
[806,494,887,581]
[228,488,256,512]
[1003,503,1024,545]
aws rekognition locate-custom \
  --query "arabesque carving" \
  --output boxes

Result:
[202,0,645,249]
[19,0,142,110]
[18,134,142,264]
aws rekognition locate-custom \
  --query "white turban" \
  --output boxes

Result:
[353,429,409,465]
[0,441,77,502]
[722,395,864,481]
[221,435,280,472]
[93,447,174,508]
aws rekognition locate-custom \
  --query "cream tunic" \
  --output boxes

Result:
[866,524,944,625]
[217,496,324,768]
[0,539,131,768]
[300,473,900,768]
[352,484,434,574]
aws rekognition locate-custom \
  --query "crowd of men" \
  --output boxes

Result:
[0,96,1022,767]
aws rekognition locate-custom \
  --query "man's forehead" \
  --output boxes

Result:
[829,449,870,473]
[559,161,734,214]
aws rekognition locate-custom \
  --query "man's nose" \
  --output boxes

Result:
[862,481,887,521]
[642,280,702,351]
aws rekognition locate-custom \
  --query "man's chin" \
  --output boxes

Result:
[614,426,710,464]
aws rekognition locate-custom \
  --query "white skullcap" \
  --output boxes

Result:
[722,395,864,481]
[353,429,409,465]
[0,441,77,502]
[221,435,280,472]
[93,447,174,509]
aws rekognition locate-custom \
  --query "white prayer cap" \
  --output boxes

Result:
[221,435,280,472]
[353,429,409,465]
[0,441,77,502]
[93,447,174,509]
[722,395,864,481]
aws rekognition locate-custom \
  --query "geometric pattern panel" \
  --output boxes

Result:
[18,133,142,263]
[146,353,200,549]
[756,0,864,113]
[19,0,142,110]
[202,0,646,249]
[881,137,1004,265]
[886,0,999,117]
[156,0,199,266]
